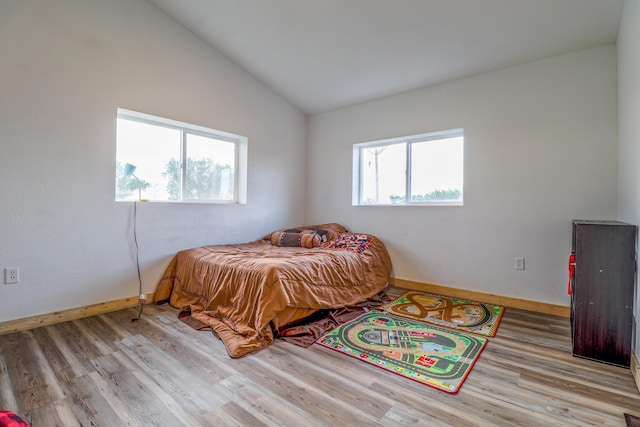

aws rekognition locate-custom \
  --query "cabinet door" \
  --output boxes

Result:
[572,222,635,367]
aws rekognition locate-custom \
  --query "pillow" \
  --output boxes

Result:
[271,230,322,248]
[321,233,374,253]
[263,223,348,242]
[310,223,349,241]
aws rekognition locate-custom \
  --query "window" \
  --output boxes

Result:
[352,129,463,206]
[115,109,247,203]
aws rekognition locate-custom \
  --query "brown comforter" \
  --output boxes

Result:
[154,236,392,357]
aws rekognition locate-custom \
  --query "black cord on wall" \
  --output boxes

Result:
[131,201,144,322]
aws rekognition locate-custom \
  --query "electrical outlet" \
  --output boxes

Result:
[139,293,147,301]
[5,267,19,284]
[514,257,525,271]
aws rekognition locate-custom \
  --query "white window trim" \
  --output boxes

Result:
[352,128,463,206]
[117,108,247,204]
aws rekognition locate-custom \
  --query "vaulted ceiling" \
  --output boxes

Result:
[147,0,624,114]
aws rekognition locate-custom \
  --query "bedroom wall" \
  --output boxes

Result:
[0,0,306,322]
[306,45,618,307]
[617,0,640,372]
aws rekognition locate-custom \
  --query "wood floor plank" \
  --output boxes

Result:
[128,368,203,426]
[71,317,119,356]
[26,397,82,427]
[461,386,577,427]
[218,374,332,426]
[279,340,383,388]
[247,342,393,419]
[30,327,73,378]
[0,286,638,426]
[517,373,637,422]
[202,401,269,427]
[235,349,386,425]
[369,377,497,427]
[0,330,65,414]
[115,335,231,414]
[0,341,19,413]
[483,345,640,401]
[463,372,591,427]
[86,370,151,427]
[65,373,127,427]
[40,323,97,379]
[380,403,451,427]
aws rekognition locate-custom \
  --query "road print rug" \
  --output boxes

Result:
[382,291,504,337]
[315,310,487,393]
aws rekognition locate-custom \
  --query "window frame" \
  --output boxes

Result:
[116,108,248,204]
[352,128,464,207]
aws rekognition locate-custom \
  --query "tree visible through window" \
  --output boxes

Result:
[163,158,233,201]
[115,109,247,203]
[353,129,463,206]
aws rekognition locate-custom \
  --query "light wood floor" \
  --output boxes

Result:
[1,288,639,426]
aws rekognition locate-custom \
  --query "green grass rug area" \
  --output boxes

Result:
[382,291,505,337]
[315,310,487,394]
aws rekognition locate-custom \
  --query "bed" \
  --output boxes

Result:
[153,223,393,357]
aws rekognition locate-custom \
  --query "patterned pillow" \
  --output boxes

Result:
[271,230,322,248]
[264,223,348,242]
[321,233,374,253]
[305,223,349,242]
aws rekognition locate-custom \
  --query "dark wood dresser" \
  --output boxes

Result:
[570,220,636,368]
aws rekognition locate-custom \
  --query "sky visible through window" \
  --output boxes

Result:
[360,136,463,204]
[116,118,236,201]
[410,136,463,198]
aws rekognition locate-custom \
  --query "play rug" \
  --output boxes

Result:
[315,310,487,393]
[382,291,504,337]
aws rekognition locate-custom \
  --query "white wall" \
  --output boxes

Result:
[0,0,306,322]
[0,0,623,324]
[617,0,640,364]
[307,46,618,306]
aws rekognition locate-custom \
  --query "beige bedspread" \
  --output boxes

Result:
[154,236,392,357]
